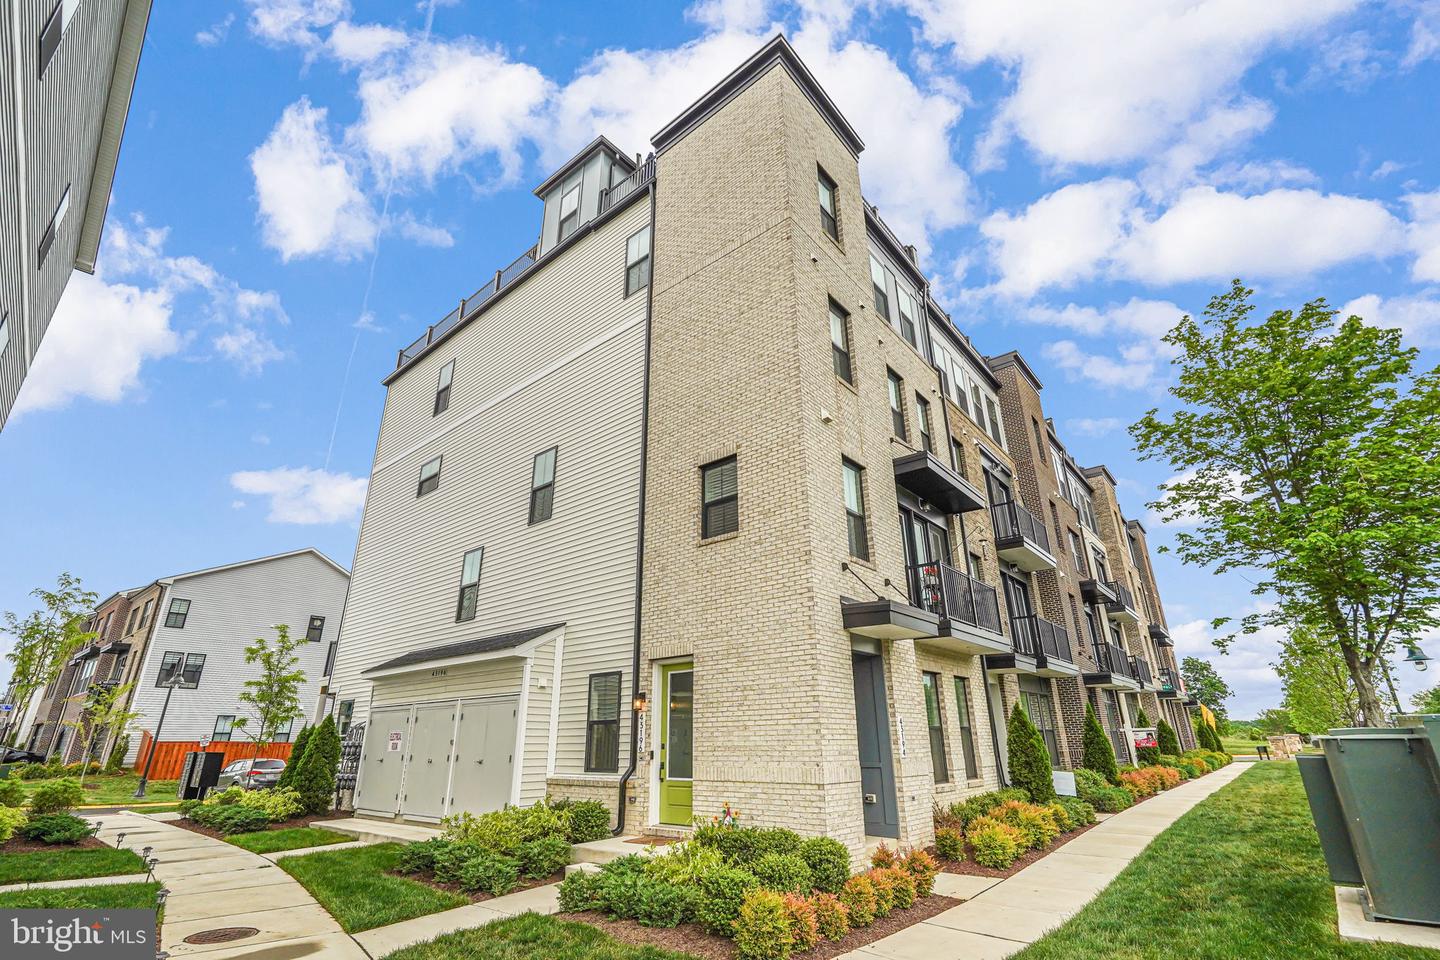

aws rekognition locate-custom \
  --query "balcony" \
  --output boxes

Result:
[1104,581,1140,625]
[1080,577,1119,606]
[841,597,939,641]
[1084,640,1141,690]
[893,451,987,514]
[1158,666,1182,699]
[1130,654,1154,688]
[909,562,1011,656]
[1149,622,1173,647]
[1001,613,1079,678]
[991,500,1057,572]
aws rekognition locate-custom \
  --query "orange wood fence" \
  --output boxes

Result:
[133,730,294,781]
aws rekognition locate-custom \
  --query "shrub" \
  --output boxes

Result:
[867,868,896,917]
[752,852,812,894]
[433,842,485,884]
[694,825,802,866]
[734,889,793,960]
[695,865,761,935]
[207,786,246,806]
[902,847,939,897]
[0,778,25,807]
[636,879,698,928]
[949,788,1030,828]
[1136,744,1161,766]
[1133,706,1151,727]
[177,799,203,817]
[105,735,128,774]
[516,801,568,842]
[1074,768,1132,812]
[1081,704,1119,785]
[0,806,26,842]
[236,787,304,822]
[811,892,850,941]
[276,725,312,790]
[28,778,84,815]
[882,866,916,910]
[1053,796,1096,828]
[200,805,271,834]
[458,852,520,897]
[993,801,1059,850]
[781,893,820,951]
[1008,704,1057,802]
[645,842,727,887]
[561,800,611,843]
[839,874,877,927]
[934,826,965,862]
[292,715,340,815]
[967,821,1024,869]
[870,842,898,869]
[1156,718,1182,757]
[20,812,91,844]
[396,838,452,874]
[442,810,524,855]
[933,802,964,833]
[557,870,602,912]
[1046,801,1074,832]
[799,836,850,893]
[516,836,571,879]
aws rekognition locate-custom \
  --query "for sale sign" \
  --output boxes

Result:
[1132,727,1158,749]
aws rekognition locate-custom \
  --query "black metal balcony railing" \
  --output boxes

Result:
[1105,580,1136,612]
[911,561,1002,635]
[1159,666,1179,691]
[1010,613,1074,663]
[1130,654,1153,686]
[1092,641,1135,679]
[990,500,1052,555]
[599,155,656,214]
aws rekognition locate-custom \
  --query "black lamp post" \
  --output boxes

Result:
[134,674,183,798]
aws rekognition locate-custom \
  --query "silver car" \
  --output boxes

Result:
[215,758,287,790]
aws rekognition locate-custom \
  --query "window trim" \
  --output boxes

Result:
[211,715,235,743]
[157,651,205,689]
[529,447,558,525]
[455,547,484,622]
[164,598,191,629]
[433,360,455,416]
[557,181,582,240]
[625,225,652,297]
[922,671,950,784]
[337,699,355,736]
[306,615,326,643]
[417,455,443,497]
[870,256,892,320]
[952,676,980,780]
[701,456,739,539]
[887,369,907,440]
[584,671,622,773]
[843,458,870,561]
[829,300,853,384]
[916,394,933,453]
[817,166,839,241]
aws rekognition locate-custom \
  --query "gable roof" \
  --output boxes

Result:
[533,135,636,197]
[162,548,349,585]
[365,623,566,676]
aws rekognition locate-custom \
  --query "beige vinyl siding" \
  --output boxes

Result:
[331,200,650,783]
[370,660,524,708]
[521,638,555,804]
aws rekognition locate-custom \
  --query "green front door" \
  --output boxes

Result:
[659,664,694,825]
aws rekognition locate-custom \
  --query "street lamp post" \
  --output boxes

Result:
[134,674,182,799]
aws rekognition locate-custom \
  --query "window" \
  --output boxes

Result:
[323,640,338,676]
[1069,532,1087,575]
[701,456,739,538]
[157,652,206,688]
[1052,445,1068,494]
[124,610,137,635]
[138,599,154,629]
[274,720,294,743]
[530,447,557,524]
[69,658,96,696]
[968,551,984,581]
[110,652,128,681]
[455,548,484,622]
[1084,607,1101,646]
[1019,678,1062,767]
[37,186,70,267]
[558,181,581,240]
[417,455,442,496]
[625,225,651,296]
[38,0,79,78]
[212,716,235,743]
[433,360,455,415]
[306,616,326,643]
[922,672,949,784]
[337,700,355,736]
[0,312,8,357]
[829,301,853,384]
[1092,549,1109,582]
[817,167,839,240]
[896,289,918,347]
[870,256,891,319]
[1032,418,1046,461]
[584,671,622,772]
[950,436,966,473]
[916,395,934,453]
[842,459,869,560]
[952,676,980,780]
[985,397,1004,446]
[887,370,907,439]
[164,598,190,629]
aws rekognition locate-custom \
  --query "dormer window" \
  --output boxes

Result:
[558,182,581,241]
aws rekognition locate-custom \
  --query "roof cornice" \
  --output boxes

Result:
[532,135,636,198]
[652,34,864,158]
[986,350,1045,393]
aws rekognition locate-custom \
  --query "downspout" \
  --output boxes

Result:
[615,169,658,836]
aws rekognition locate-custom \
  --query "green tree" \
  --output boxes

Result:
[1,574,97,746]
[234,624,308,761]
[1081,703,1119,784]
[1414,685,1440,714]
[1156,718,1182,756]
[1277,625,1365,733]
[1255,708,1294,736]
[293,714,340,815]
[1133,705,1151,727]
[62,681,141,787]
[276,724,312,790]
[1180,657,1233,722]
[1132,282,1440,727]
[1007,703,1056,802]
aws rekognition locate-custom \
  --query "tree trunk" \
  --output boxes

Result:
[1339,640,1388,726]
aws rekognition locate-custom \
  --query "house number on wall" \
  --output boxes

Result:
[430,668,448,677]
[896,716,908,758]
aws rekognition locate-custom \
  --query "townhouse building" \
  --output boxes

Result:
[24,549,349,766]
[0,0,152,430]
[329,35,1193,855]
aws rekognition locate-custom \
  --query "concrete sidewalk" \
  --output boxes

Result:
[841,762,1251,960]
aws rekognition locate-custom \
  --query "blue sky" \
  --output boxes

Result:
[3,0,1440,717]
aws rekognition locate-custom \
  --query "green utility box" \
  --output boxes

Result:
[1296,754,1362,885]
[1307,728,1440,925]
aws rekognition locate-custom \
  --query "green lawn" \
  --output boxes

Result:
[0,881,161,910]
[0,846,146,884]
[1016,763,1438,960]
[279,842,468,932]
[226,827,350,854]
[1222,735,1265,755]
[10,773,182,806]
[387,913,697,960]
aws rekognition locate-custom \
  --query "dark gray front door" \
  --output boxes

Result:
[852,653,899,839]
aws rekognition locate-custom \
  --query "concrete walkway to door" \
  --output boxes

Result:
[840,761,1251,960]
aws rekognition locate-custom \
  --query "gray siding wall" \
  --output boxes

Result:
[0,4,23,423]
[332,198,651,786]
[123,552,350,756]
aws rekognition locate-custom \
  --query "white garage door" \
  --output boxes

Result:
[356,706,411,816]
[400,704,457,821]
[447,698,518,816]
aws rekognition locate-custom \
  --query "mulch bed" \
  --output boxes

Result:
[169,812,335,841]
[397,869,565,903]
[1,835,107,855]
[934,820,1101,880]
[569,894,961,960]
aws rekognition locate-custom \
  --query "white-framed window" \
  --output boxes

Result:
[529,447,557,524]
[625,226,651,296]
[843,459,869,561]
[433,360,455,416]
[558,181,581,240]
[455,547,484,622]
[417,455,442,497]
[896,288,918,348]
[870,255,892,320]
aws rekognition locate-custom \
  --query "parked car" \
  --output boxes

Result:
[0,747,45,764]
[215,758,287,790]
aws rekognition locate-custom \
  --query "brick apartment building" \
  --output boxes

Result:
[328,35,1198,856]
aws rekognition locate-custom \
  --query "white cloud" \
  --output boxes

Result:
[214,326,286,374]
[245,0,349,49]
[1341,292,1440,348]
[353,40,551,184]
[13,273,180,415]
[896,0,1357,169]
[229,467,368,524]
[328,21,409,65]
[392,212,455,248]
[1147,467,1248,528]
[1141,97,1275,197]
[1066,417,1124,437]
[1403,1,1440,68]
[195,14,236,47]
[981,179,1138,296]
[251,98,378,261]
[1044,340,1158,391]
[687,0,772,32]
[1020,297,1182,390]
[1169,616,1287,717]
[1407,190,1440,282]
